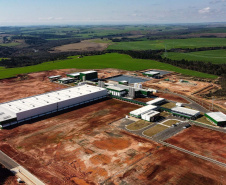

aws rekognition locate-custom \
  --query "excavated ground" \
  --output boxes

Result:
[166,125,226,164]
[0,70,225,185]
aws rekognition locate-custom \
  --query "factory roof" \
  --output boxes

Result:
[130,105,157,116]
[0,85,106,116]
[206,112,226,122]
[144,71,160,75]
[171,107,200,116]
[58,77,74,81]
[48,75,61,79]
[81,70,97,74]
[67,72,80,76]
[107,86,127,92]
[146,98,165,105]
[142,110,159,118]
[0,106,16,122]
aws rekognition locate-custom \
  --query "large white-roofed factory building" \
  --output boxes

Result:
[205,112,226,127]
[0,85,108,128]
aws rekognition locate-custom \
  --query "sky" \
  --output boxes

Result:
[0,0,226,26]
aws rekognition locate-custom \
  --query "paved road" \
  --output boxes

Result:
[0,150,19,169]
[0,150,45,185]
[158,140,226,168]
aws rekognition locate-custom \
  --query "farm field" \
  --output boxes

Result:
[143,124,168,137]
[0,43,21,47]
[126,120,153,131]
[107,38,226,50]
[166,125,226,163]
[0,53,217,79]
[165,49,226,64]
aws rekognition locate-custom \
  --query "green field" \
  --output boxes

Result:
[0,53,217,79]
[143,124,168,137]
[161,102,176,109]
[196,116,216,126]
[165,49,226,64]
[107,38,226,50]
[126,120,153,131]
[0,43,21,47]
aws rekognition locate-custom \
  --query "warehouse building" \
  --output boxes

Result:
[67,72,80,80]
[130,105,158,118]
[171,107,200,119]
[205,112,226,127]
[143,71,160,78]
[146,98,165,105]
[58,77,76,84]
[48,75,61,82]
[141,110,160,122]
[107,86,127,97]
[0,85,108,128]
[80,71,98,81]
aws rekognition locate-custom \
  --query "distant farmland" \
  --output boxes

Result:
[107,38,226,50]
[0,53,217,79]
[164,49,226,64]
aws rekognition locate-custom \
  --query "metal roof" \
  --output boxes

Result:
[144,71,160,75]
[0,85,107,117]
[59,77,74,81]
[171,107,200,116]
[146,98,165,105]
[130,105,157,116]
[107,86,127,91]
[0,107,16,122]
[206,112,226,122]
[68,72,80,76]
[48,75,61,79]
[81,71,97,74]
[142,110,159,118]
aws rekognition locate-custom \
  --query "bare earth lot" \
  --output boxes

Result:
[166,126,226,164]
[0,71,225,184]
[51,40,109,52]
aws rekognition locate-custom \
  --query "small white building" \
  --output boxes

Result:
[146,98,165,105]
[130,105,158,118]
[141,110,160,122]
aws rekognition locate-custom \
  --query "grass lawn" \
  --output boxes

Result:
[108,38,226,51]
[143,124,168,137]
[126,120,153,131]
[159,111,171,118]
[161,102,176,109]
[165,49,226,64]
[196,116,216,126]
[162,120,179,126]
[0,53,217,79]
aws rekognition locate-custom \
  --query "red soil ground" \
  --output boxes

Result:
[155,92,189,104]
[166,126,226,164]
[0,71,225,184]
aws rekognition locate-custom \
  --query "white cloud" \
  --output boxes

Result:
[198,7,211,14]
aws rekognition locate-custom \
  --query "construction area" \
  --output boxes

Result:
[0,68,226,185]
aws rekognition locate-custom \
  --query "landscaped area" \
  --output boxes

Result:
[161,119,179,126]
[195,116,216,126]
[126,120,153,131]
[143,124,168,137]
[161,102,176,109]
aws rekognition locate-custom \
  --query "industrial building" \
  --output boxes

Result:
[67,72,80,80]
[205,112,226,127]
[171,107,200,119]
[48,75,61,82]
[146,98,165,105]
[107,86,127,97]
[0,85,108,128]
[58,77,76,84]
[141,110,160,122]
[130,105,158,118]
[143,71,160,78]
[66,71,98,81]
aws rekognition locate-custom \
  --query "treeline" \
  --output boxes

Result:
[109,49,226,76]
